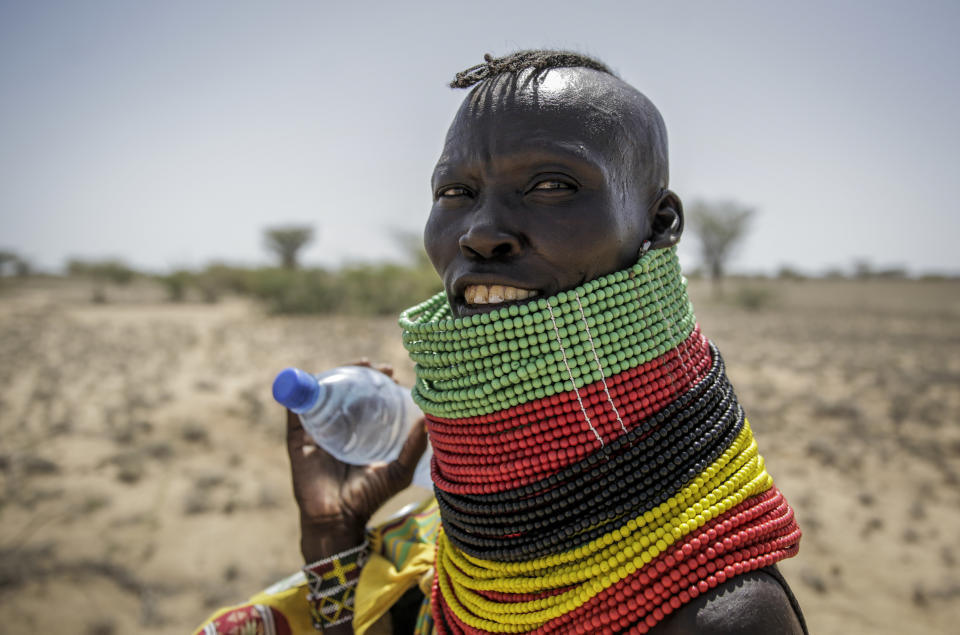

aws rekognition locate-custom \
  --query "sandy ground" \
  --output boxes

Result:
[0,276,958,634]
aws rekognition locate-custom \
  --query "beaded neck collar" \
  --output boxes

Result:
[400,246,694,423]
[398,247,801,635]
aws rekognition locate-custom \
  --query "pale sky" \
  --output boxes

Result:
[1,0,958,275]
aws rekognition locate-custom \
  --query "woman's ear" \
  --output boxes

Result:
[649,190,683,248]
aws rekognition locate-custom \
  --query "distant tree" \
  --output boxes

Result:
[686,200,754,295]
[0,250,18,276]
[777,264,805,281]
[853,259,873,279]
[264,225,314,269]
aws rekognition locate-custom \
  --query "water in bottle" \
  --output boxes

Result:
[272,365,432,489]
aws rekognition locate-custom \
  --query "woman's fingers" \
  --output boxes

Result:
[285,406,303,434]
[380,418,429,493]
[397,418,428,471]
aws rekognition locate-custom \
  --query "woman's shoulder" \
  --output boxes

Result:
[653,566,807,635]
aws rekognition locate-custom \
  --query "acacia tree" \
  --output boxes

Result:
[264,225,314,269]
[686,200,754,295]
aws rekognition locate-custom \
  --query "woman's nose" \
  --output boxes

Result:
[458,220,522,260]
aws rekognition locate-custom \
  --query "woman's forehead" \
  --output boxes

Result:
[437,84,633,180]
[434,66,670,192]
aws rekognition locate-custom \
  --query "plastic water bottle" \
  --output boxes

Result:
[272,365,433,489]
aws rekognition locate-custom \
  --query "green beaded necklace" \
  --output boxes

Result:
[400,247,695,420]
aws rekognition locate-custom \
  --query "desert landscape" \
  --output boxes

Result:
[1,275,958,634]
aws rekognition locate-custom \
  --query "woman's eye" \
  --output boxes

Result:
[438,186,471,198]
[532,180,574,192]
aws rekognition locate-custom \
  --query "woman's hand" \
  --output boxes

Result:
[285,361,429,562]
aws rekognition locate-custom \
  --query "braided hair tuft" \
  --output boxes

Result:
[450,50,614,88]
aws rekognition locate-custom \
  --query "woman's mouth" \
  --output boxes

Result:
[463,284,539,306]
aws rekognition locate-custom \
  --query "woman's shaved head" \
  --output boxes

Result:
[425,51,683,317]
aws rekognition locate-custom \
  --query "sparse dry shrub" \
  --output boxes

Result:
[912,584,928,606]
[812,399,862,422]
[22,455,60,476]
[800,568,828,594]
[861,517,884,538]
[0,545,55,591]
[110,419,153,446]
[223,563,241,583]
[202,588,234,609]
[237,386,265,426]
[67,259,136,285]
[183,489,212,515]
[143,441,173,461]
[113,455,145,485]
[889,394,912,425]
[144,236,444,314]
[85,619,117,635]
[158,270,193,302]
[201,264,254,294]
[334,263,443,315]
[257,484,281,510]
[730,285,776,311]
[180,420,210,445]
[194,379,219,392]
[776,265,806,280]
[806,439,839,469]
[79,493,111,515]
[900,438,948,470]
[245,267,340,314]
[916,400,946,428]
[195,473,226,490]
[910,498,927,520]
[941,547,956,568]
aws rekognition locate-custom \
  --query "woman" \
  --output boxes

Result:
[197,50,805,635]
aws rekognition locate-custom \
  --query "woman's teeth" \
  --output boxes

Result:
[464,284,538,305]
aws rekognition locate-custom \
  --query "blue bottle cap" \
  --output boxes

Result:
[272,367,320,412]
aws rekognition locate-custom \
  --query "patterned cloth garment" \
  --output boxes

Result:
[194,498,441,635]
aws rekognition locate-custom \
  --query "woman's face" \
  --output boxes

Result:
[424,69,659,318]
